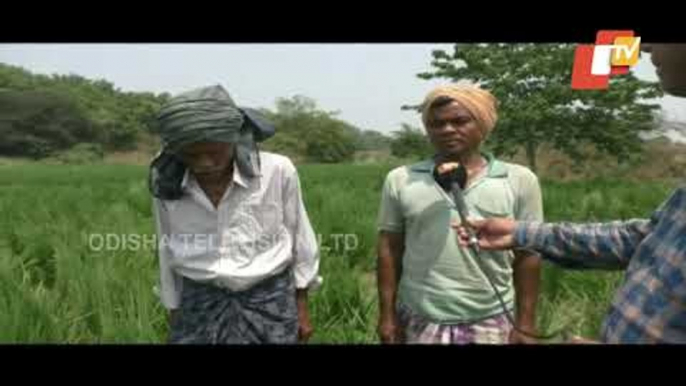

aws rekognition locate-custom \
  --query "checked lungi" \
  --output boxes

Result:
[397,302,512,344]
[168,268,298,344]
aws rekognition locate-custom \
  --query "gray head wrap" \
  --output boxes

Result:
[149,85,274,199]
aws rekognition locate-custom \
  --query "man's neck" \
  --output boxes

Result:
[194,166,233,188]
[438,149,486,171]
[437,149,488,188]
[194,166,234,208]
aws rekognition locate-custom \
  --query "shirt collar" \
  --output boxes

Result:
[181,169,191,190]
[409,152,508,178]
[181,161,250,191]
[233,163,249,188]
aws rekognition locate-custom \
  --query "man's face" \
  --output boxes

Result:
[643,44,686,97]
[178,141,235,180]
[425,101,484,157]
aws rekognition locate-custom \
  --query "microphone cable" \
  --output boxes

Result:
[434,163,575,342]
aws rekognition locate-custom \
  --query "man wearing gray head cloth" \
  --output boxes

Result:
[150,85,321,344]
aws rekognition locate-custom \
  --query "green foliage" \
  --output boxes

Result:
[416,44,663,172]
[305,123,357,163]
[261,95,360,163]
[0,89,101,158]
[389,123,433,160]
[52,143,105,165]
[357,130,392,151]
[0,63,168,156]
[0,63,383,164]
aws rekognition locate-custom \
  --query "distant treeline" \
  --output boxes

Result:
[0,63,412,163]
[0,63,169,158]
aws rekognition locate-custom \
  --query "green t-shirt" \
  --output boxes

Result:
[377,153,543,323]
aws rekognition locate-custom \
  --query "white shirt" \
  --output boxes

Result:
[153,151,321,310]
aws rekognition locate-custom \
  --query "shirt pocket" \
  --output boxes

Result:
[166,202,217,238]
[471,201,513,220]
[246,201,283,237]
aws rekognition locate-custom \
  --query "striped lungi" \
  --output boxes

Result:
[397,302,513,344]
[168,268,298,344]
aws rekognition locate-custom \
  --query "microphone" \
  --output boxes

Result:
[433,161,573,341]
[433,163,480,254]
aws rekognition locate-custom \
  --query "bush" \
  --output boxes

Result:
[0,90,102,159]
[53,143,105,164]
[262,95,360,164]
[390,124,433,160]
[305,125,357,163]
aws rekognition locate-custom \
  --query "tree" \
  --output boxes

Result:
[390,123,433,160]
[274,95,319,118]
[413,44,663,172]
[0,90,102,158]
[305,123,357,163]
[0,62,169,153]
[357,130,392,151]
[262,95,359,163]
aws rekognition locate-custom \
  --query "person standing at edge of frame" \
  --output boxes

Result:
[454,44,686,344]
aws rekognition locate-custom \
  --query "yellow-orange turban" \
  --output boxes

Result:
[421,84,498,138]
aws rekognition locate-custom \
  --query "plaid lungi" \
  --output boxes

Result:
[397,302,513,344]
[169,268,298,344]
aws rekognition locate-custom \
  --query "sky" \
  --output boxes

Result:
[1,43,685,134]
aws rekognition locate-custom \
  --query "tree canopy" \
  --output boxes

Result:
[413,44,663,172]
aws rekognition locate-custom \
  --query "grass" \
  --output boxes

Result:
[0,162,678,343]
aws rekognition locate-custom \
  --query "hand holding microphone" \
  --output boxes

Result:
[434,162,519,251]
[433,162,480,253]
[435,161,573,342]
[452,217,518,251]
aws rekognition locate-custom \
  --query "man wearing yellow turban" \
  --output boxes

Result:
[376,84,543,344]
